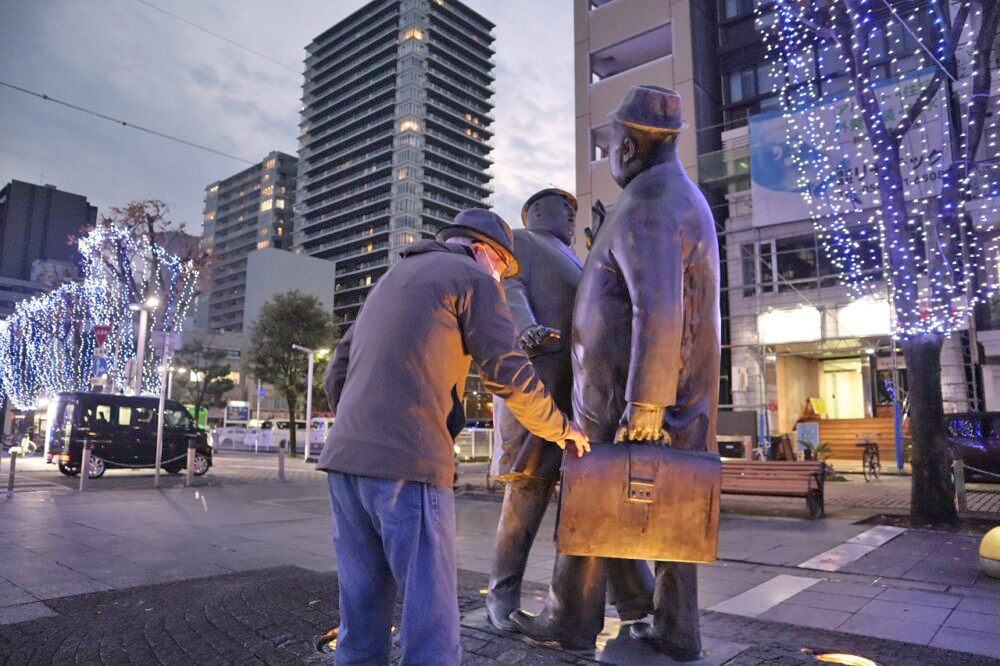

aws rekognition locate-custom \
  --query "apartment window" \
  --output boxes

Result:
[275,199,286,209]
[204,211,215,222]
[590,23,672,81]
[775,235,818,292]
[726,63,778,104]
[590,124,612,161]
[257,240,270,249]
[397,215,418,228]
[722,0,753,20]
[262,185,274,197]
[399,118,421,132]
[265,158,277,169]
[261,199,273,212]
[403,26,424,40]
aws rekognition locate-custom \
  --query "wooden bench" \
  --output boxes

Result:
[721,461,826,518]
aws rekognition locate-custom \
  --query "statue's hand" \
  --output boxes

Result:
[614,402,669,443]
[519,325,560,353]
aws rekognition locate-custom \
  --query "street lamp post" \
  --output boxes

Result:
[130,295,160,395]
[291,344,329,461]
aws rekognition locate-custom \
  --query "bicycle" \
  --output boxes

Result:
[857,436,881,482]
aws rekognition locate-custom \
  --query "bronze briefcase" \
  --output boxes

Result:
[556,442,721,563]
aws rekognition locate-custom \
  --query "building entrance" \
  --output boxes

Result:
[821,358,865,419]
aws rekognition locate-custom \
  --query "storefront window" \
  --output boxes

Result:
[776,235,818,292]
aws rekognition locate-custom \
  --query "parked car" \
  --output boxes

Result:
[45,392,212,479]
[945,412,1000,483]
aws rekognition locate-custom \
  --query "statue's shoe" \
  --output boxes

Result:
[628,622,702,662]
[509,610,594,651]
[485,602,516,632]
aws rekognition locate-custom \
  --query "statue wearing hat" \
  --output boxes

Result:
[486,189,653,632]
[510,86,721,660]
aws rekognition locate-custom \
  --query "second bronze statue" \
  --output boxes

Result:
[486,187,654,634]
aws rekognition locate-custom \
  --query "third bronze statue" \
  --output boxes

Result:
[511,86,722,660]
[487,188,653,632]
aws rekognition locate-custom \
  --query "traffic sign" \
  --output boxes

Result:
[93,325,111,349]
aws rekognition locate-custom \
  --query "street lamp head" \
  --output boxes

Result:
[317,348,330,356]
[145,295,160,308]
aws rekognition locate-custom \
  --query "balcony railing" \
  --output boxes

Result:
[424,143,492,171]
[429,12,494,58]
[305,116,394,157]
[306,72,395,117]
[301,210,391,246]
[302,177,392,213]
[301,160,392,199]
[336,259,389,277]
[303,146,393,183]
[424,175,489,204]
[309,21,397,77]
[303,226,390,256]
[426,72,494,108]
[424,158,492,192]
[425,82,492,117]
[696,144,750,185]
[304,133,394,172]
[300,193,392,232]
[323,242,390,263]
[306,53,397,104]
[427,54,494,93]
[426,95,493,129]
[426,109,493,141]
[426,129,491,160]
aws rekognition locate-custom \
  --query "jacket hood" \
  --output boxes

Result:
[399,239,473,259]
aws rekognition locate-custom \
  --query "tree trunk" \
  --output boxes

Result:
[903,333,957,524]
[286,393,297,456]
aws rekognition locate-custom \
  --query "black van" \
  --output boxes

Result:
[46,392,213,479]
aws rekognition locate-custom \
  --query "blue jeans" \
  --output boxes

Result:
[327,471,461,665]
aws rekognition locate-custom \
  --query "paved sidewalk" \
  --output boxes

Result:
[1,451,999,663]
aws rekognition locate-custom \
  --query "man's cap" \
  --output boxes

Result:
[520,188,578,225]
[436,208,520,278]
[608,85,688,133]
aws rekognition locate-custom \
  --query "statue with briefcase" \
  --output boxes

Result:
[508,85,723,662]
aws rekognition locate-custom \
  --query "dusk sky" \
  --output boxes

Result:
[0,0,575,233]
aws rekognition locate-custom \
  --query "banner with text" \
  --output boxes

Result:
[749,69,948,228]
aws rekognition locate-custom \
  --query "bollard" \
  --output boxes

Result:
[79,441,91,492]
[6,451,16,498]
[278,440,286,483]
[954,458,968,513]
[185,442,196,487]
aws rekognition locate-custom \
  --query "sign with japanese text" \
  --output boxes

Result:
[749,69,948,227]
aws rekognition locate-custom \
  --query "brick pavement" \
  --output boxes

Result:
[1,566,994,665]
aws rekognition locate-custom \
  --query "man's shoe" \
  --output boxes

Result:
[486,603,516,632]
[509,610,594,651]
[629,622,702,662]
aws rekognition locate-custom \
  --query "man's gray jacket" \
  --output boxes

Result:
[316,240,572,488]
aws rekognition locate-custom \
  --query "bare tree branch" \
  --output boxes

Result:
[893,1,971,141]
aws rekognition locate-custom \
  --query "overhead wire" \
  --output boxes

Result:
[0,80,255,164]
[132,0,300,75]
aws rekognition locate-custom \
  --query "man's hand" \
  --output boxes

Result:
[556,423,591,458]
[518,325,561,353]
[614,402,669,443]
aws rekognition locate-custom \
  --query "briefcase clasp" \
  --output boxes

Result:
[627,479,655,503]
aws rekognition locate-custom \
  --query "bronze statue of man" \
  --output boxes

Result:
[512,86,721,660]
[488,190,653,633]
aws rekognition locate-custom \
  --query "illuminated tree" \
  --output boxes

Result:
[759,0,1000,523]
[0,214,200,408]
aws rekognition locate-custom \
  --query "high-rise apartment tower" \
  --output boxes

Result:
[293,0,495,325]
[201,151,298,334]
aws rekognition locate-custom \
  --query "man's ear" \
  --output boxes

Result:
[622,137,636,163]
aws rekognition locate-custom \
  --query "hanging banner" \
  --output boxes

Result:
[749,68,948,227]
